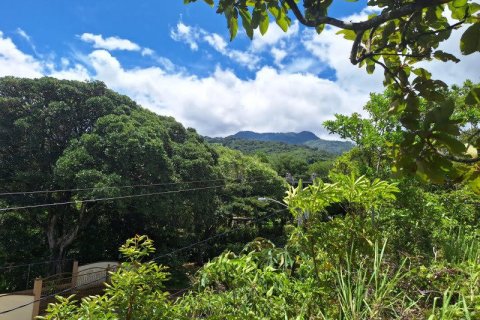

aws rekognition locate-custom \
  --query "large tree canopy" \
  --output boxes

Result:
[0,77,221,263]
[186,0,480,192]
[0,77,287,285]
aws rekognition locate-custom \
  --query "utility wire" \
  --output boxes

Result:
[0,177,258,197]
[0,258,73,271]
[0,179,271,213]
[0,178,276,269]
[0,207,289,315]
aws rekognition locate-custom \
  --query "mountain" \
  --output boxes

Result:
[206,136,332,159]
[219,131,354,154]
[230,131,319,145]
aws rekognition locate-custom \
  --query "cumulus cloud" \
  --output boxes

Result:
[251,21,300,52]
[420,24,480,85]
[79,33,141,51]
[1,10,479,139]
[85,49,366,137]
[170,22,200,51]
[171,21,303,70]
[0,31,43,77]
[171,22,260,69]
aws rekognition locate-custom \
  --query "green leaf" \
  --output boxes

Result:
[316,24,325,34]
[266,286,274,297]
[366,62,375,74]
[433,50,460,63]
[465,86,480,105]
[239,8,254,39]
[259,9,270,35]
[203,0,214,6]
[276,16,289,32]
[227,9,239,41]
[336,29,356,40]
[460,23,480,55]
[434,132,467,154]
[251,6,262,29]
[412,68,432,80]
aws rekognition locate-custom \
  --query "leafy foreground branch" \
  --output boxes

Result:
[186,0,480,193]
[40,174,480,319]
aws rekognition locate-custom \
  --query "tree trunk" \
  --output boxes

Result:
[45,204,92,274]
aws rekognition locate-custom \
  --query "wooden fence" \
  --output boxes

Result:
[0,261,118,320]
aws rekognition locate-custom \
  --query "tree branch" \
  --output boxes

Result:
[284,0,453,31]
[354,20,465,65]
[445,154,480,164]
[350,30,366,64]
[369,57,401,87]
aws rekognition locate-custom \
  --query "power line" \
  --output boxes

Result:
[0,177,245,197]
[0,258,73,271]
[0,179,270,213]
[0,178,277,272]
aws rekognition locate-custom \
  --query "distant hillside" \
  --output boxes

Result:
[304,139,354,155]
[223,131,354,154]
[231,131,319,145]
[205,136,335,180]
[206,136,332,161]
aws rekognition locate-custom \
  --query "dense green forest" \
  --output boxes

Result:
[0,76,477,319]
[0,77,286,291]
[218,131,354,154]
[35,79,480,319]
[206,136,336,180]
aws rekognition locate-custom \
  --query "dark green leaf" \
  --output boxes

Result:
[460,23,480,55]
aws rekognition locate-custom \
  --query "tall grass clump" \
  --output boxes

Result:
[335,241,414,319]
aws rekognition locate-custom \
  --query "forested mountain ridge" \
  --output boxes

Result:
[230,130,318,144]
[205,136,336,180]
[211,131,354,154]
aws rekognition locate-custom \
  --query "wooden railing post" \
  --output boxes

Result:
[71,260,79,289]
[105,264,111,284]
[32,277,42,319]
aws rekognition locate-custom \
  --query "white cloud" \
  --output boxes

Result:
[48,63,90,81]
[170,22,200,51]
[79,33,141,51]
[85,50,366,138]
[420,24,480,85]
[1,10,479,140]
[0,31,43,77]
[251,21,299,52]
[16,28,31,42]
[203,33,260,69]
[141,48,154,56]
[172,23,260,69]
[301,8,479,93]
[302,27,384,95]
[271,47,287,66]
[203,33,227,52]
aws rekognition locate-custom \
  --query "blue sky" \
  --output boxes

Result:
[0,1,478,137]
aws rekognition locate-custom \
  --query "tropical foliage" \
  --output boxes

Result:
[188,0,480,190]
[1,76,479,319]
